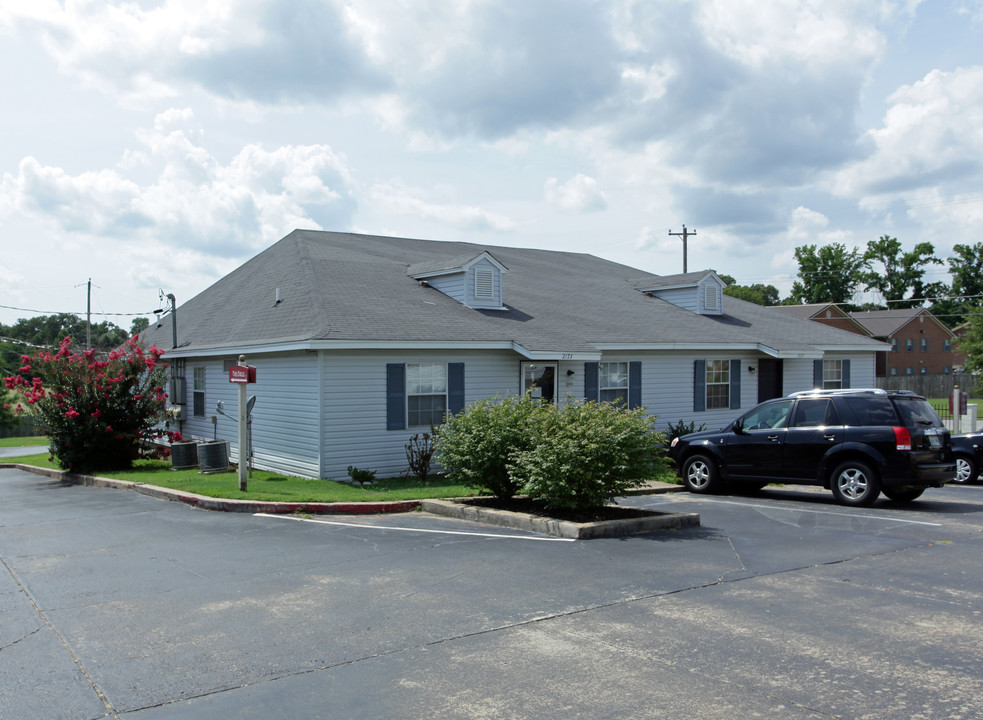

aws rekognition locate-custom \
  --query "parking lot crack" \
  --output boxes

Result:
[0,551,122,720]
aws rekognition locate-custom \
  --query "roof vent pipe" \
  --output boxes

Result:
[275,288,281,305]
[166,293,177,349]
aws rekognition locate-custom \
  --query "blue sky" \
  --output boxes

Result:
[1,0,982,327]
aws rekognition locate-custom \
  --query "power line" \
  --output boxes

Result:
[0,303,155,318]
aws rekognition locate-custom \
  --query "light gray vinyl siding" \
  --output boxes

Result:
[467,259,503,309]
[174,353,320,478]
[320,349,521,481]
[782,359,816,393]
[426,273,466,304]
[651,287,698,313]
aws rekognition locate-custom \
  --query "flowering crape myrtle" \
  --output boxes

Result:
[4,335,169,473]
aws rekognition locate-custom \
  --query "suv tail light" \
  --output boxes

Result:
[893,426,912,451]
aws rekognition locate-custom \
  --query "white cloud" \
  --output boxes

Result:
[833,66,983,198]
[370,183,516,232]
[544,174,608,213]
[0,110,358,256]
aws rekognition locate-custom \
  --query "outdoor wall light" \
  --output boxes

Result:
[748,366,756,374]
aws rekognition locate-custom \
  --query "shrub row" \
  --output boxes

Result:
[434,395,669,512]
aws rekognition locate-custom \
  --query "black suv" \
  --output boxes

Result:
[669,389,955,506]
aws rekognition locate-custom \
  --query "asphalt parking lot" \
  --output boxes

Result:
[2,464,982,719]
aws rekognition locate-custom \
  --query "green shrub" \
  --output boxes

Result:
[513,401,669,513]
[663,419,707,449]
[405,430,436,482]
[433,394,542,500]
[346,465,377,486]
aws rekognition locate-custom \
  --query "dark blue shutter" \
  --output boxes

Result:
[694,360,706,412]
[729,359,741,409]
[448,363,465,415]
[386,363,406,430]
[628,361,642,409]
[841,359,850,388]
[814,359,824,389]
[584,362,599,402]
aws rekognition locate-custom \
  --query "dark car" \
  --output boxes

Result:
[668,388,955,507]
[952,433,982,484]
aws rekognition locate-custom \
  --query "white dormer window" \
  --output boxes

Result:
[704,285,719,312]
[474,268,494,300]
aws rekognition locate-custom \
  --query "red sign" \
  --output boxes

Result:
[229,365,257,384]
[950,391,968,416]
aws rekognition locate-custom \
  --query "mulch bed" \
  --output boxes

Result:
[461,497,658,524]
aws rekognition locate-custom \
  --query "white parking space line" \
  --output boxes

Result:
[254,513,576,542]
[651,496,943,527]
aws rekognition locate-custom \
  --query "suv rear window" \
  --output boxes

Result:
[840,396,898,426]
[893,397,945,428]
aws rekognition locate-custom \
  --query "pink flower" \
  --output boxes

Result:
[65,408,80,419]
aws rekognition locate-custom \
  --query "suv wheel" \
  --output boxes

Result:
[954,455,978,484]
[830,460,880,507]
[682,454,721,494]
[881,486,925,502]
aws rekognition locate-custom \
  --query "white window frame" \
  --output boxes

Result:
[192,366,206,417]
[406,363,447,427]
[822,359,843,389]
[706,359,730,409]
[599,361,629,405]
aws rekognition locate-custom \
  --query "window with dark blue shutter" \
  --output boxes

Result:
[729,359,741,409]
[628,361,641,409]
[448,363,465,415]
[584,362,599,402]
[386,364,406,430]
[694,360,706,412]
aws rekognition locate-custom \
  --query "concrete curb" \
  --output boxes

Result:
[0,463,422,515]
[1,462,689,529]
[421,499,700,539]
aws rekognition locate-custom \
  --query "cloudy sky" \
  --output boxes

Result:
[2,0,982,328]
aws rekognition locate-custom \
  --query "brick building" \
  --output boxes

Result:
[849,308,964,377]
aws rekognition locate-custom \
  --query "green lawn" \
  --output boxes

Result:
[0,436,48,448]
[0,454,476,503]
[1,452,679,503]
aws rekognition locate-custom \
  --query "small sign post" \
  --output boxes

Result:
[229,355,256,491]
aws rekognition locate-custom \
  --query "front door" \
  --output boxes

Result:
[521,362,557,403]
[757,359,784,403]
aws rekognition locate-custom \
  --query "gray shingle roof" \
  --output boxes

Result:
[142,230,887,357]
[849,308,927,338]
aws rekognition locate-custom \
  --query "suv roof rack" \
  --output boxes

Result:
[788,388,887,397]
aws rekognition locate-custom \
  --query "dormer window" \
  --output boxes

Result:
[407,250,508,310]
[634,270,725,316]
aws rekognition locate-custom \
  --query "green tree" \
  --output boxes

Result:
[932,243,983,327]
[957,313,983,374]
[3,313,128,352]
[860,235,943,308]
[789,243,867,305]
[130,317,151,336]
[724,283,781,306]
[4,336,168,473]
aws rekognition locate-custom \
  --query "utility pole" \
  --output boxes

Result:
[86,278,92,350]
[668,225,697,273]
